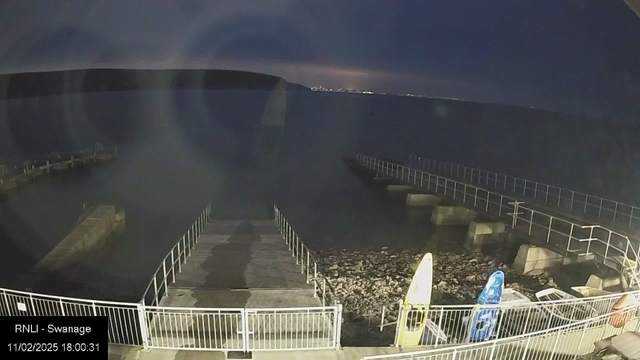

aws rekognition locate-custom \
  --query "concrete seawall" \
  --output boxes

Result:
[35,205,125,272]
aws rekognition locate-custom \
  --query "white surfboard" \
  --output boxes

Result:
[399,253,442,346]
[406,253,433,304]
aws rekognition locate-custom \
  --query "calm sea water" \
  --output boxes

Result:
[0,89,636,302]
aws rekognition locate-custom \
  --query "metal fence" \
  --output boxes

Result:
[141,204,212,306]
[409,155,640,233]
[363,305,640,360]
[0,287,144,346]
[383,289,640,348]
[273,205,339,307]
[143,305,341,351]
[246,306,341,351]
[356,155,640,290]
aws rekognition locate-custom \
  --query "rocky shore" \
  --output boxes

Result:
[317,248,558,322]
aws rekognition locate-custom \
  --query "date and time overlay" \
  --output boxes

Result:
[1,317,107,358]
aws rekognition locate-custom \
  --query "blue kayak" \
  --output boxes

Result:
[469,271,504,342]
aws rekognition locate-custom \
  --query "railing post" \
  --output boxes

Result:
[604,231,612,259]
[558,188,562,206]
[499,196,504,217]
[453,181,457,200]
[153,277,158,306]
[520,336,532,360]
[574,321,590,359]
[306,251,310,283]
[393,300,403,347]
[171,248,176,284]
[488,342,497,360]
[547,217,553,242]
[162,260,168,291]
[314,263,318,296]
[182,236,187,264]
[474,188,478,207]
[177,243,182,274]
[584,195,589,214]
[508,201,523,228]
[434,307,445,348]
[2,290,10,316]
[300,244,304,273]
[27,294,36,315]
[630,207,635,228]
[463,184,467,203]
[545,184,549,202]
[534,182,538,198]
[613,202,619,222]
[241,309,249,353]
[334,302,343,350]
[567,224,575,251]
[494,307,507,341]
[444,179,448,196]
[137,302,150,350]
[598,198,603,218]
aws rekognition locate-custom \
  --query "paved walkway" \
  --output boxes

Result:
[160,219,320,308]
[107,345,405,360]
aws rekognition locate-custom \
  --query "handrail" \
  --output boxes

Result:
[356,155,640,290]
[0,286,139,307]
[140,204,212,306]
[362,305,640,359]
[273,205,339,307]
[409,155,640,231]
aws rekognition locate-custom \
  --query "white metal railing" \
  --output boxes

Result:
[143,305,246,350]
[409,155,640,232]
[273,205,339,307]
[381,289,640,348]
[363,304,640,360]
[356,155,640,290]
[246,306,341,351]
[143,305,341,351]
[1,142,110,178]
[0,286,144,346]
[141,204,212,306]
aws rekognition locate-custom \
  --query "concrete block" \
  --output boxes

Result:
[405,193,441,207]
[430,205,477,226]
[113,209,126,233]
[387,184,414,192]
[35,205,121,272]
[464,221,509,250]
[512,244,574,274]
[585,274,622,291]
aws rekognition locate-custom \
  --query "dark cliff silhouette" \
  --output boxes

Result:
[0,68,309,100]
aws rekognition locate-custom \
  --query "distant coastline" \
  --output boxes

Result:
[0,68,310,100]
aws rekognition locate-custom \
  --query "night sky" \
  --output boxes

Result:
[1,0,639,120]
